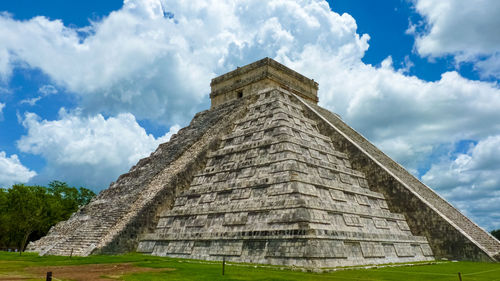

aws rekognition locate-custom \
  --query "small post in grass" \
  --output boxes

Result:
[70,248,73,258]
[458,272,462,281]
[46,271,52,281]
[222,256,226,275]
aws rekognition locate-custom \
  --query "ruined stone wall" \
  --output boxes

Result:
[300,98,500,261]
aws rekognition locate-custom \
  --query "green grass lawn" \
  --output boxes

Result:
[1,252,499,281]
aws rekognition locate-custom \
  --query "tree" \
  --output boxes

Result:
[0,181,95,252]
[6,185,48,254]
[48,181,94,209]
[0,189,8,248]
[492,229,500,241]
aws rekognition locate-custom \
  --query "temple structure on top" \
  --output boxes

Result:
[210,58,318,107]
[28,58,500,268]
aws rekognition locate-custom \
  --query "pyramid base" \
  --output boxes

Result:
[138,238,434,268]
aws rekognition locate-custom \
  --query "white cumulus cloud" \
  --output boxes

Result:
[19,97,41,106]
[0,151,36,187]
[0,102,4,119]
[0,45,11,81]
[301,56,500,172]
[411,0,500,78]
[19,85,58,106]
[0,0,368,124]
[422,135,500,230]
[17,109,179,189]
[1,0,499,229]
[38,84,58,96]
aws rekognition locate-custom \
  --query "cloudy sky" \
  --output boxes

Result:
[0,0,499,231]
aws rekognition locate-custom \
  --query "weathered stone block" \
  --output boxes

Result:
[136,241,155,253]
[373,218,389,229]
[210,241,243,256]
[343,214,363,227]
[329,189,347,202]
[223,212,248,226]
[167,241,194,254]
[360,242,385,258]
[394,243,414,257]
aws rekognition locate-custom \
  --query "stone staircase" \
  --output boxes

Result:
[44,215,122,256]
[45,228,103,256]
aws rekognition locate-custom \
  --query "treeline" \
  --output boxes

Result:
[0,181,95,252]
[492,229,500,241]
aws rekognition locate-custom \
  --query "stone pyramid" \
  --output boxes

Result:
[137,88,433,267]
[28,58,500,267]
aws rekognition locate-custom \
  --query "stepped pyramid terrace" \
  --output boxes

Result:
[28,58,500,267]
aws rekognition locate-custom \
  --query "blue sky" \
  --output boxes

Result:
[0,0,499,231]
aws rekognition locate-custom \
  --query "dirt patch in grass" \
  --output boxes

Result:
[23,263,173,281]
[0,276,31,281]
